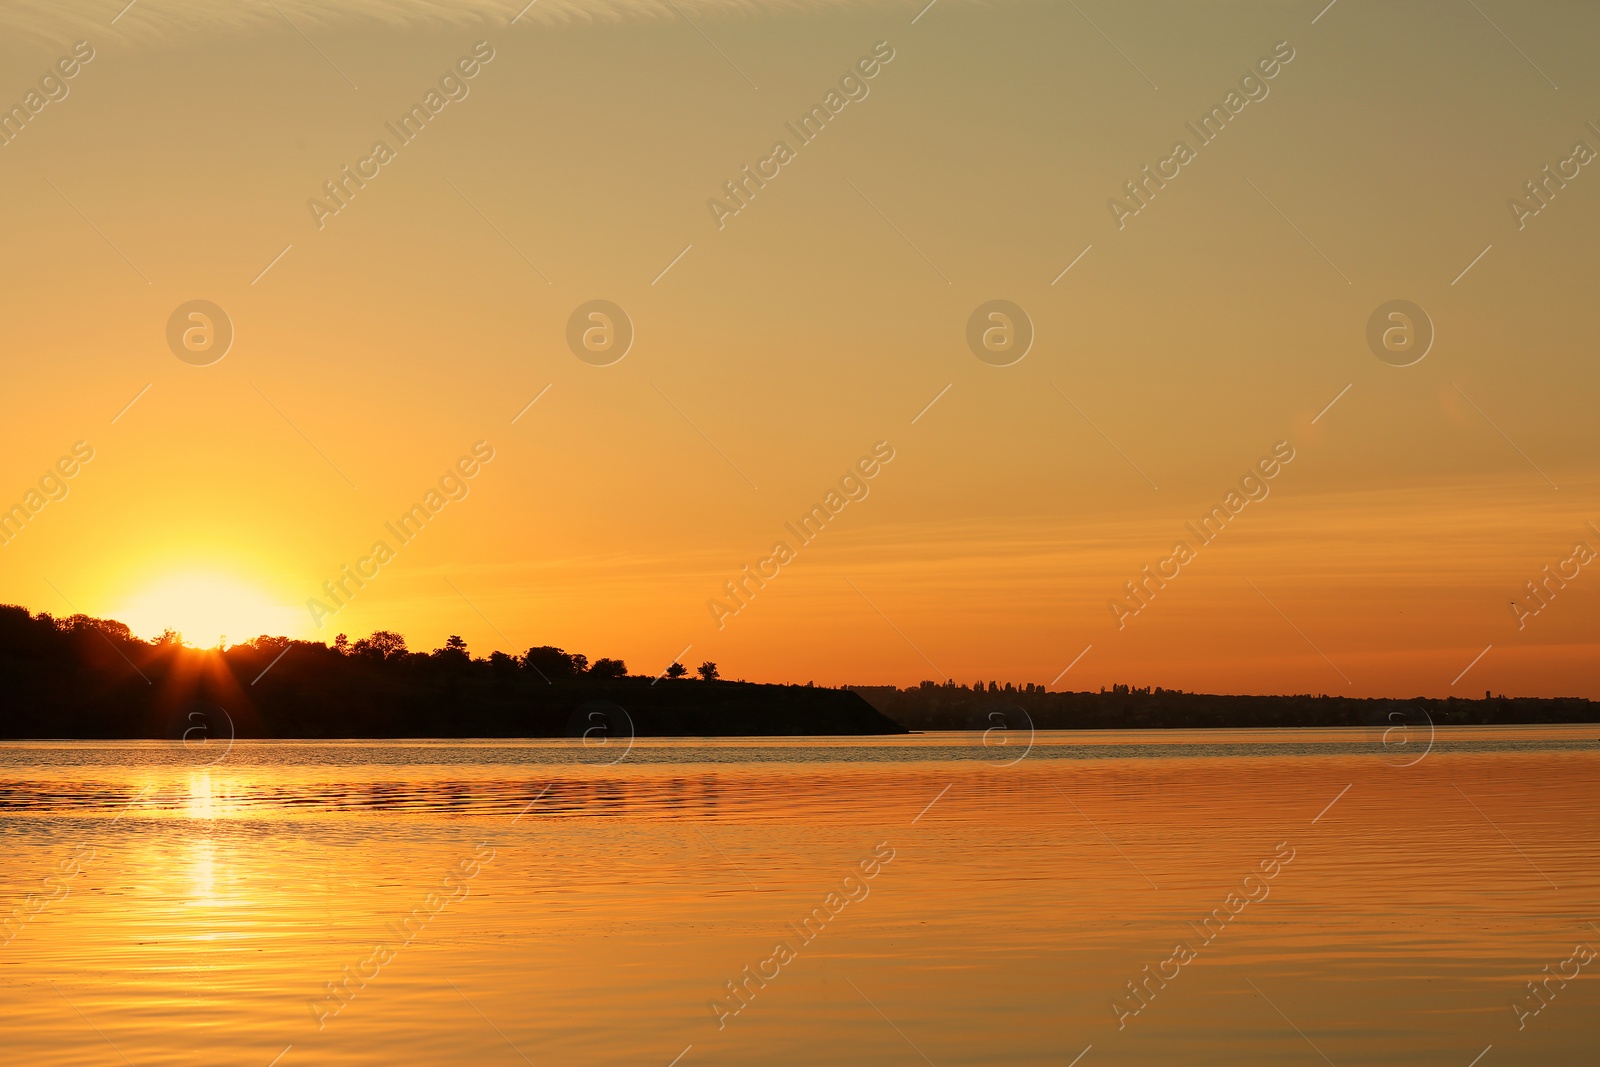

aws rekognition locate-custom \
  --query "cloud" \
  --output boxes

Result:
[1,0,956,49]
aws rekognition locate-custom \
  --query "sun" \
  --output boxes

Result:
[116,571,304,648]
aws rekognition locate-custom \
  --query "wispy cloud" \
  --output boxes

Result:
[2,0,967,47]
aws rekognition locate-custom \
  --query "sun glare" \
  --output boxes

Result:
[117,572,303,648]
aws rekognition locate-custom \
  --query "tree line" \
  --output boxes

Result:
[0,604,891,738]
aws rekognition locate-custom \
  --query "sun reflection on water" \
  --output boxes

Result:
[185,772,221,911]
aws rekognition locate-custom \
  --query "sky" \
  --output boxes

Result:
[0,0,1596,697]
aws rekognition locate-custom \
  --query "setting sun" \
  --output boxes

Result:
[116,572,303,648]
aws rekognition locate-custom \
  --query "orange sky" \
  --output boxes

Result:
[1,0,1596,697]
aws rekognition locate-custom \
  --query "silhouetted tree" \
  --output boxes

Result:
[64,614,136,642]
[698,661,719,681]
[590,657,627,679]
[665,662,688,679]
[523,646,588,679]
[353,630,408,660]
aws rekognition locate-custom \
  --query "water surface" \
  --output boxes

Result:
[2,729,1595,1066]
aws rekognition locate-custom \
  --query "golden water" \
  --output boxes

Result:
[2,729,1596,1066]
